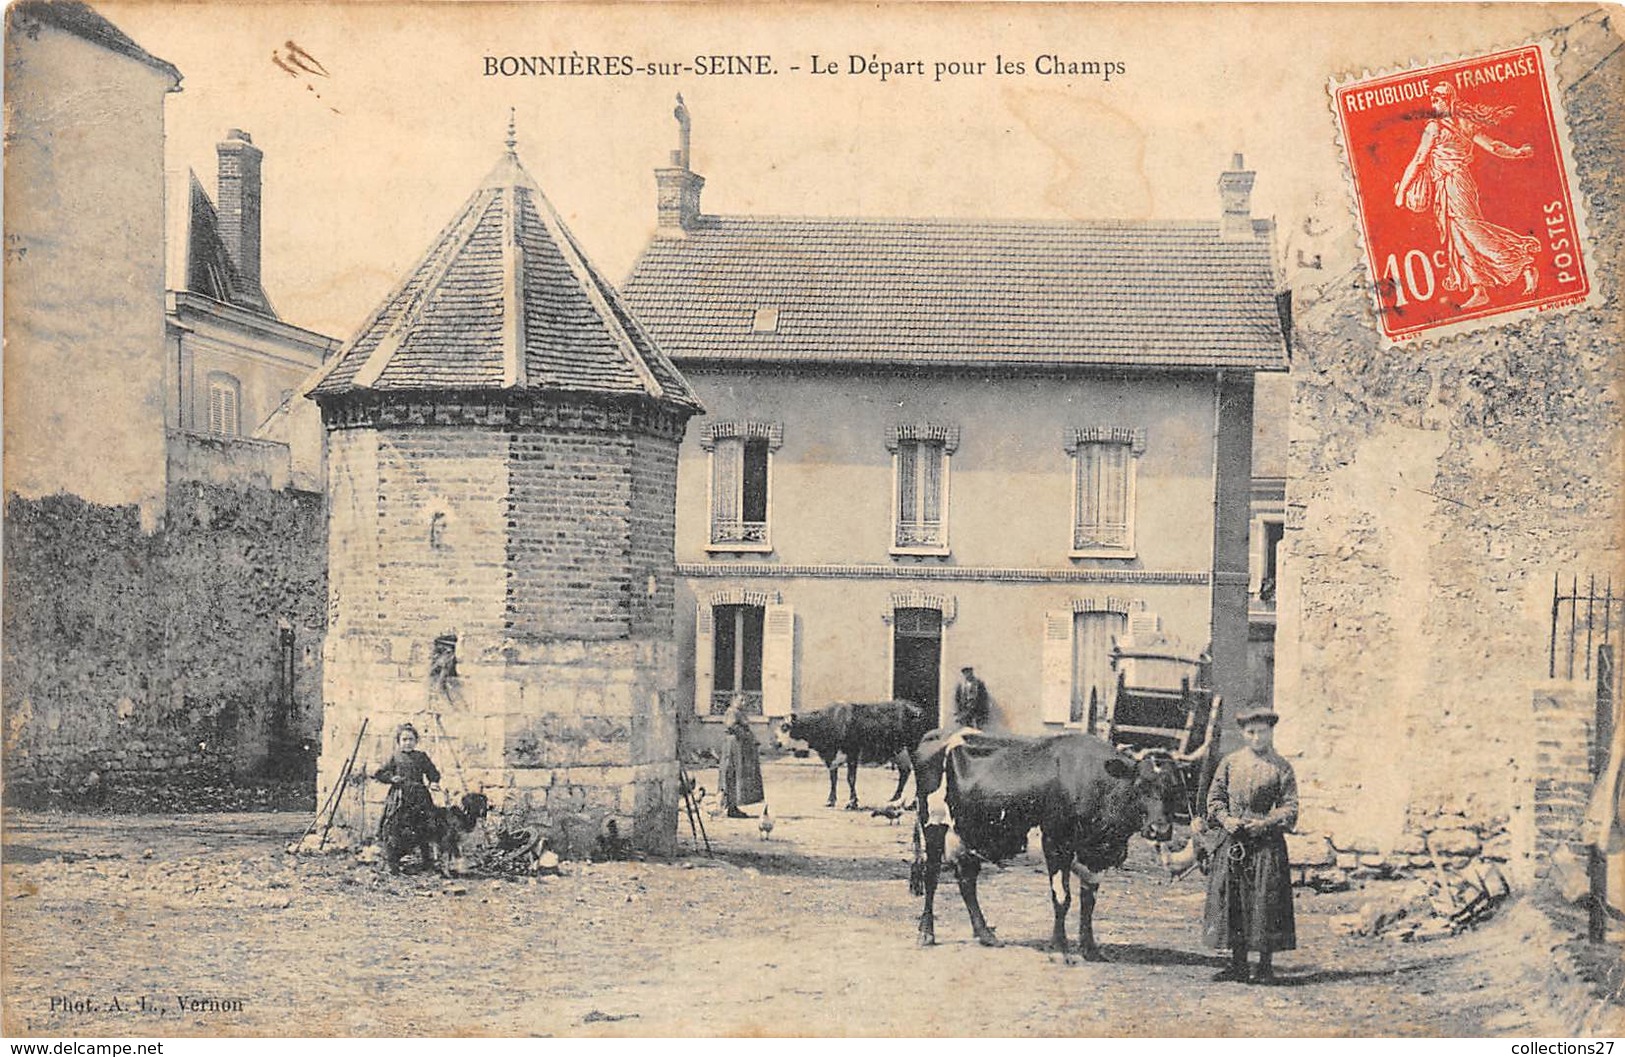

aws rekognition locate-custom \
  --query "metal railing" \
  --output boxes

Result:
[895,520,945,548]
[710,690,764,716]
[711,519,768,546]
[1548,573,1625,680]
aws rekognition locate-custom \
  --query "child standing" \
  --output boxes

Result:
[373,723,442,871]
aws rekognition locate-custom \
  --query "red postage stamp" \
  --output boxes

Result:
[1332,42,1596,344]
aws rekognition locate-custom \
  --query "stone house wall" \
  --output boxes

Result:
[1274,14,1621,861]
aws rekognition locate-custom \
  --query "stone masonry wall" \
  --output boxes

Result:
[3,481,326,803]
[1275,14,1621,860]
[320,409,685,857]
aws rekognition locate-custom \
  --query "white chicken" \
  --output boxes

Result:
[758,803,775,840]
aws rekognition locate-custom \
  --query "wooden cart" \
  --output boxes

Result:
[1096,639,1222,819]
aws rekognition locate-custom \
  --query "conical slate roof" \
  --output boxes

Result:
[308,146,699,411]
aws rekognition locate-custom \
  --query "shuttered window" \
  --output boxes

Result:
[709,436,771,548]
[696,601,794,718]
[711,603,765,715]
[1068,430,1141,557]
[894,439,948,551]
[206,373,241,436]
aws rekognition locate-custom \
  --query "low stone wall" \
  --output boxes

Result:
[2,482,326,804]
[1286,680,1602,909]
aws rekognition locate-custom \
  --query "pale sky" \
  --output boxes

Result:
[102,2,1574,343]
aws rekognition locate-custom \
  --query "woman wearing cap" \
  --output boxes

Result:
[1203,704,1298,984]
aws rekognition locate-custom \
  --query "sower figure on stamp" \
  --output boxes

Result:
[373,723,443,873]
[1203,704,1298,984]
[1394,80,1540,309]
[953,666,989,730]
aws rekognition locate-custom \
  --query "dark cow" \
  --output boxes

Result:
[910,729,1184,962]
[775,700,933,810]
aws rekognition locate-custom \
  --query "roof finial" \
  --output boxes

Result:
[672,94,691,170]
[505,108,517,155]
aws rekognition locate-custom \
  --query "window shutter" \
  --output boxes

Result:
[761,603,795,717]
[921,442,944,523]
[1041,610,1074,724]
[1248,517,1265,597]
[712,439,743,528]
[897,442,918,528]
[1121,611,1161,687]
[693,603,715,716]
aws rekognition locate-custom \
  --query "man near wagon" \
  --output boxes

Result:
[953,666,990,730]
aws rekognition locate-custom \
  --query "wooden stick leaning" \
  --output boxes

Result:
[317,717,370,850]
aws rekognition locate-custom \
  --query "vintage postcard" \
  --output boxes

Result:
[3,1,1621,1042]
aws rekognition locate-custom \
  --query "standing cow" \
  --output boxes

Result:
[910,729,1184,963]
[775,700,934,810]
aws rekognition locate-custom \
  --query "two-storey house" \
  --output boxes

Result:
[622,115,1289,747]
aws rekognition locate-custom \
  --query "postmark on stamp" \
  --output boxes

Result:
[1331,42,1596,345]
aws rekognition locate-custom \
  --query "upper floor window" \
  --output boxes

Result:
[1066,427,1145,558]
[701,422,782,552]
[887,424,959,555]
[1251,516,1285,611]
[206,372,241,437]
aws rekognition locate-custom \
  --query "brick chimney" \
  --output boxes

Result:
[1218,152,1257,241]
[655,95,704,236]
[216,129,263,287]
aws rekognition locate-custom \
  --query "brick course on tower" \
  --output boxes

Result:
[305,133,702,857]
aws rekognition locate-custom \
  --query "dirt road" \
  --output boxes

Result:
[0,757,1605,1037]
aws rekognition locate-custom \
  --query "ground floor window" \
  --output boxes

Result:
[712,603,765,715]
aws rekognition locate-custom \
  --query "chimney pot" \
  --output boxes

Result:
[1218,152,1257,241]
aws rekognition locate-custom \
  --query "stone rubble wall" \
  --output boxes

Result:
[3,481,327,803]
[1275,13,1622,865]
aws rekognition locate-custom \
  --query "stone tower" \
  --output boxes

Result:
[306,130,702,856]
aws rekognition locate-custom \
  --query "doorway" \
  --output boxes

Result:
[892,607,943,724]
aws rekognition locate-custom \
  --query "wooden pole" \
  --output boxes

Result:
[1569,574,1580,680]
[318,717,369,850]
[1550,571,1560,680]
[1590,645,1615,944]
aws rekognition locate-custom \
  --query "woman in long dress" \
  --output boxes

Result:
[1203,705,1298,984]
[1394,81,1540,309]
[718,701,764,819]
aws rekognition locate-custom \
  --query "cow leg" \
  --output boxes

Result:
[956,857,1002,947]
[824,756,839,807]
[1073,863,1107,962]
[916,823,946,947]
[886,749,911,805]
[1043,835,1076,964]
[845,757,861,810]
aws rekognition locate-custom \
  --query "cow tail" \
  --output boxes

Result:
[908,821,925,896]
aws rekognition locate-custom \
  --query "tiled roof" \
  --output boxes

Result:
[8,1,181,81]
[622,216,1288,371]
[184,174,276,317]
[309,151,700,409]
